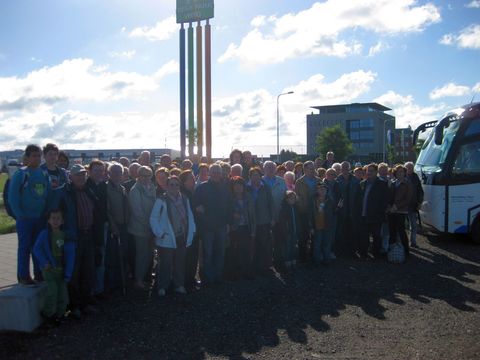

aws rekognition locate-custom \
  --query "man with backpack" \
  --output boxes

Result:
[8,144,51,285]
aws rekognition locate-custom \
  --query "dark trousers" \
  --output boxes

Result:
[388,213,410,256]
[157,236,187,290]
[104,223,129,292]
[336,214,357,257]
[272,223,283,266]
[254,224,272,274]
[359,218,382,257]
[185,234,200,288]
[230,226,254,278]
[297,212,311,263]
[69,230,95,309]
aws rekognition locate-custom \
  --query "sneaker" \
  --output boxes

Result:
[18,278,37,287]
[411,243,418,248]
[158,288,166,297]
[175,286,187,295]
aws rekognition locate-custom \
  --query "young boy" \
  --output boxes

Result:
[33,209,75,323]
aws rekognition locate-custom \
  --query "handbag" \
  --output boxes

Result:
[388,241,405,264]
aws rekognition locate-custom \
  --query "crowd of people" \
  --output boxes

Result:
[6,144,423,324]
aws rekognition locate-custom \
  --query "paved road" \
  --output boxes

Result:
[1,233,479,359]
[0,233,18,288]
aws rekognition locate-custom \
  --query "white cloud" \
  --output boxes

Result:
[473,82,480,93]
[466,1,480,8]
[0,109,181,151]
[109,50,136,59]
[219,0,441,66]
[211,70,376,155]
[368,41,390,56]
[129,16,177,42]
[375,90,447,128]
[0,69,377,155]
[0,58,178,112]
[440,24,480,49]
[430,82,471,100]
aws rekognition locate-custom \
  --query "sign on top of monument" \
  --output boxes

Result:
[176,0,214,24]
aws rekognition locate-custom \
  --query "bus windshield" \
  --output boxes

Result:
[416,119,459,172]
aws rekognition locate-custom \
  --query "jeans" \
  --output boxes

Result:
[201,226,227,284]
[16,217,44,280]
[42,268,68,317]
[381,221,390,252]
[408,210,418,245]
[93,223,108,295]
[313,227,334,264]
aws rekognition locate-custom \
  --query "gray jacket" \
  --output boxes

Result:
[128,181,156,237]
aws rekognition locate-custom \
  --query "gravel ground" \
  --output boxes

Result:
[1,233,480,359]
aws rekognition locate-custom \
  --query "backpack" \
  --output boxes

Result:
[3,167,49,220]
[3,178,16,219]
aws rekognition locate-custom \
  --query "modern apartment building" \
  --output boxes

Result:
[306,102,396,162]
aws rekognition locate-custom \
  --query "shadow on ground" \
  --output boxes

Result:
[1,234,479,359]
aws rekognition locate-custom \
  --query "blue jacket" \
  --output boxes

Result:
[33,228,76,281]
[40,163,69,212]
[7,167,51,219]
[193,180,233,233]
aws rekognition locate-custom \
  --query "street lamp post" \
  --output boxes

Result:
[277,91,294,162]
[383,119,393,163]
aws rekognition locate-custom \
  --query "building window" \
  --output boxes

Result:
[360,119,373,128]
[350,131,360,140]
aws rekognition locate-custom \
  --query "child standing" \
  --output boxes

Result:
[33,209,75,322]
[278,191,301,271]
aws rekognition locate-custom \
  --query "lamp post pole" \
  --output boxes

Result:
[276,91,294,162]
[383,119,392,163]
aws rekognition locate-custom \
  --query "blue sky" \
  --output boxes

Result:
[0,0,479,157]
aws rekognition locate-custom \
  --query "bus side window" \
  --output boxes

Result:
[452,139,480,175]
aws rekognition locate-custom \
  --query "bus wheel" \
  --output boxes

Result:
[472,218,480,245]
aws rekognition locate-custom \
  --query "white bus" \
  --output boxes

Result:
[414,102,480,243]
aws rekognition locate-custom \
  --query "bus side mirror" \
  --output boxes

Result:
[434,116,451,146]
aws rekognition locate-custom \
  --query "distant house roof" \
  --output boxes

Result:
[311,102,392,113]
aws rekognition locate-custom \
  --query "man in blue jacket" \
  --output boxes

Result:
[8,144,51,285]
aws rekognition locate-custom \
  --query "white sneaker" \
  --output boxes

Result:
[157,288,166,297]
[174,286,187,294]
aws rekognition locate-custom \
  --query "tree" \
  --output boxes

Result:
[279,149,298,163]
[315,125,353,162]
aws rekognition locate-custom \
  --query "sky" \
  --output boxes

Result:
[0,0,479,158]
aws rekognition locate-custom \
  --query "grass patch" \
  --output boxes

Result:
[0,173,7,193]
[0,208,16,234]
[0,173,16,234]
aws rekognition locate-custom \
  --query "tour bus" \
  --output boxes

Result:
[413,102,480,243]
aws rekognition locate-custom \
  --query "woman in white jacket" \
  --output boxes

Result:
[150,175,196,296]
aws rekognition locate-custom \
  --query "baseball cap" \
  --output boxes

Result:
[70,164,87,175]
